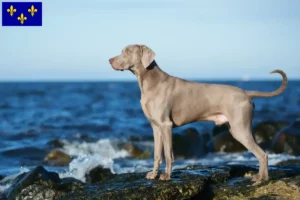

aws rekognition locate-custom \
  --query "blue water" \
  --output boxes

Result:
[0,81,300,180]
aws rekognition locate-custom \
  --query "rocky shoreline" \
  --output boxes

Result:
[1,119,300,200]
[1,162,300,200]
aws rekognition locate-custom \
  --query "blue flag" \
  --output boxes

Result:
[2,2,42,26]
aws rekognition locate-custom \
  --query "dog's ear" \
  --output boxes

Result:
[141,45,156,68]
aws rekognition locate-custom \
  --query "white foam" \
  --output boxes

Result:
[0,184,10,193]
[59,154,114,182]
[62,139,129,158]
[59,139,130,182]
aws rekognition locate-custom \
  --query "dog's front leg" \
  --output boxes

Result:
[146,123,163,179]
[159,121,173,181]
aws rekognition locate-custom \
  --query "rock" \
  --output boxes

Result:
[272,119,300,155]
[57,164,300,200]
[276,159,300,166]
[211,121,289,153]
[85,166,115,184]
[58,165,229,200]
[212,132,247,152]
[0,175,3,181]
[4,166,83,200]
[119,143,151,159]
[4,164,300,200]
[5,166,60,200]
[213,174,300,200]
[173,128,207,158]
[253,121,288,150]
[44,149,71,166]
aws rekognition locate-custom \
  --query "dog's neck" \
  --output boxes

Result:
[132,61,169,95]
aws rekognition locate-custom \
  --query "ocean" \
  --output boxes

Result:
[0,80,300,191]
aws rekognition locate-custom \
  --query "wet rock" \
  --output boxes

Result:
[119,143,151,159]
[272,119,300,155]
[0,175,3,181]
[253,121,288,149]
[173,128,207,158]
[44,149,71,166]
[5,166,83,200]
[276,159,300,166]
[58,166,227,200]
[212,132,247,152]
[58,164,300,200]
[213,174,300,200]
[85,166,115,184]
[5,166,60,200]
[4,164,300,200]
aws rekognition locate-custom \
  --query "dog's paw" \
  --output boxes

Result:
[251,174,268,182]
[159,173,170,181]
[251,173,268,186]
[146,171,157,180]
[251,174,260,182]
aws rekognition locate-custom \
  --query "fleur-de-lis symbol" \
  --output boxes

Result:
[7,5,17,16]
[28,5,38,17]
[17,13,27,24]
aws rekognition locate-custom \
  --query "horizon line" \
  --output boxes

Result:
[0,78,298,82]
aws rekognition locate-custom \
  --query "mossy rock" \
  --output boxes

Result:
[44,149,71,166]
[58,166,232,200]
[4,166,83,200]
[119,143,151,159]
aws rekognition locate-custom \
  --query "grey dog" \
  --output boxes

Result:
[109,44,287,184]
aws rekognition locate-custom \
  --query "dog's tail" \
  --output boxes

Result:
[246,69,287,99]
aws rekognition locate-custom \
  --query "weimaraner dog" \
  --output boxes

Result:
[109,44,287,184]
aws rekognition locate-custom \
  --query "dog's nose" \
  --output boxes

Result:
[109,58,114,64]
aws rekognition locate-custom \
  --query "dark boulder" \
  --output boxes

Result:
[212,132,247,152]
[5,166,83,200]
[272,119,300,155]
[173,128,207,158]
[85,166,115,184]
[253,121,288,150]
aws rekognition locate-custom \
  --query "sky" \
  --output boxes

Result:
[0,0,300,81]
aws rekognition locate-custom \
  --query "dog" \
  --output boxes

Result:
[109,44,287,183]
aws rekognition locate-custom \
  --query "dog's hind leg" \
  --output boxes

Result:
[228,104,269,184]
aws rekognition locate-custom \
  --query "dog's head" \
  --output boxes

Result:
[109,44,156,72]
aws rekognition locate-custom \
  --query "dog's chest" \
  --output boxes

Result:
[140,98,152,120]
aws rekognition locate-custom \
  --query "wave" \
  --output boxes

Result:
[58,139,129,182]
